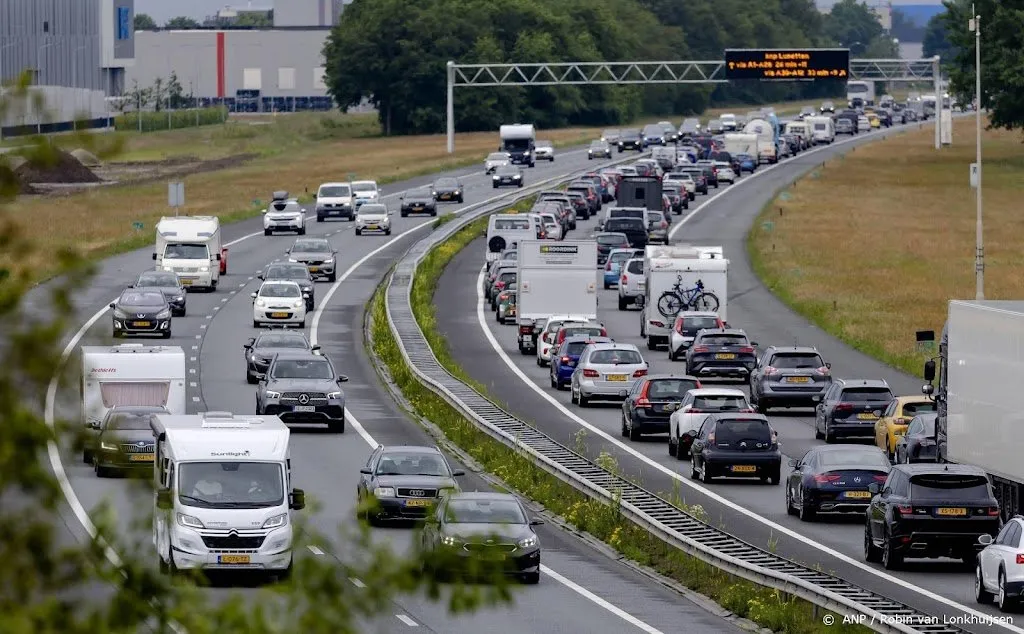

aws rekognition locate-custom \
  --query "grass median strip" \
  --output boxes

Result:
[366,209,868,634]
[747,117,1020,377]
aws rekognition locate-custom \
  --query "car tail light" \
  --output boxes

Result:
[495,281,505,289]
[1016,554,1024,565]
[738,347,754,354]
[763,366,779,375]
[660,221,668,229]
[582,369,599,378]
[873,475,888,482]
[834,402,854,411]
[519,325,532,335]
[650,320,665,328]
[895,505,913,515]
[633,369,648,378]
[621,274,628,284]
[816,366,831,376]
[988,507,1001,516]
[692,346,709,353]
[561,356,571,364]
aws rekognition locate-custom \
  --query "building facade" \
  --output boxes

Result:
[273,0,347,28]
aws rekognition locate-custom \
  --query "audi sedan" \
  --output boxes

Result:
[786,445,890,521]
[110,289,173,338]
[356,445,464,524]
[570,342,648,407]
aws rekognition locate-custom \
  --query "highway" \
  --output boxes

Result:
[42,145,745,632]
[433,125,1023,634]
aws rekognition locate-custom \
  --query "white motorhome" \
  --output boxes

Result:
[640,246,728,350]
[151,411,304,578]
[516,240,598,354]
[81,344,187,429]
[154,216,225,291]
[805,116,835,144]
[722,133,758,157]
[485,213,538,265]
[742,118,776,164]
[499,124,537,168]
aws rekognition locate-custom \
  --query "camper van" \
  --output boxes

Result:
[805,116,835,144]
[154,216,226,291]
[151,411,304,579]
[81,344,187,430]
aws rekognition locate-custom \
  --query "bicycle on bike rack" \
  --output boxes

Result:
[655,275,720,318]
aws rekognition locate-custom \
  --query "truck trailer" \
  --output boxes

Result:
[515,240,598,354]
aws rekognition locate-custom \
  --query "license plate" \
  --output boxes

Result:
[181,279,192,286]
[218,554,251,565]
[508,309,516,315]
[132,321,151,327]
[716,353,736,360]
[367,224,379,230]
[844,491,872,499]
[785,376,811,383]
[413,206,424,211]
[129,453,154,462]
[606,374,628,381]
[937,507,967,516]
[731,465,757,473]
[308,266,319,272]
[270,312,289,318]
[857,413,878,420]
[293,405,315,412]
[405,499,431,507]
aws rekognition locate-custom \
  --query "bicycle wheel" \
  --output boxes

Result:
[689,291,720,313]
[657,291,683,318]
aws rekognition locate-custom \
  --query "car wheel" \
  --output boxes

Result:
[668,347,676,361]
[550,373,557,389]
[570,387,578,405]
[317,215,324,222]
[814,419,824,440]
[83,449,93,464]
[824,420,836,443]
[246,370,258,385]
[328,413,345,434]
[976,564,995,604]
[668,434,677,457]
[355,228,362,235]
[522,571,541,585]
[786,485,797,516]
[578,392,589,407]
[864,528,883,563]
[298,227,306,235]
[690,456,699,480]
[628,416,642,442]
[253,320,260,328]
[536,357,543,367]
[999,569,1018,612]
[700,462,713,484]
[756,399,770,414]
[618,296,627,311]
[264,229,272,236]
[646,337,657,351]
[94,461,112,478]
[798,488,816,521]
[881,531,902,570]
[620,415,628,438]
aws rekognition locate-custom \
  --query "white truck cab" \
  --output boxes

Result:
[151,411,304,579]
[154,216,225,291]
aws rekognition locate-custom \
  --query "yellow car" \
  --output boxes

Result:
[867,113,881,129]
[875,396,936,459]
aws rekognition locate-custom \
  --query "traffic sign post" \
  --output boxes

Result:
[168,181,185,216]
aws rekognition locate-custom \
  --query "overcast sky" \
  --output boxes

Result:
[136,0,272,24]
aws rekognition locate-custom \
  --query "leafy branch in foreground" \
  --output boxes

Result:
[0,70,513,634]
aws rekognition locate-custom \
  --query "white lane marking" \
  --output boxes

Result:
[475,132,1022,631]
[541,565,664,634]
[188,368,197,374]
[192,396,201,402]
[395,615,419,627]
[307,545,324,555]
[349,577,367,588]
[191,345,198,350]
[189,381,197,388]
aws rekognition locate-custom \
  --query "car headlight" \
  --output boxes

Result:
[327,391,342,399]
[492,175,499,180]
[288,258,299,263]
[373,486,396,498]
[174,295,183,301]
[262,513,288,529]
[176,512,204,529]
[100,441,118,450]
[255,298,267,307]
[441,535,459,547]
[113,310,129,319]
[431,191,437,196]
[264,390,281,398]
[518,536,538,549]
[162,265,175,272]
[200,266,210,273]
[292,300,304,309]
[323,258,334,265]
[156,309,171,319]
[524,150,530,155]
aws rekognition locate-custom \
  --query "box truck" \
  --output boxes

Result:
[640,245,728,351]
[616,176,663,211]
[154,216,226,291]
[81,344,187,429]
[923,300,1024,520]
[742,117,778,164]
[515,240,598,354]
[151,411,304,579]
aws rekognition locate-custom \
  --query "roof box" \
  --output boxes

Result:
[272,191,289,202]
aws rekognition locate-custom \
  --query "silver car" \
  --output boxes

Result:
[354,203,393,236]
[647,210,669,245]
[617,257,645,310]
[570,342,649,406]
[748,345,832,413]
[712,161,737,184]
[485,152,511,174]
[534,139,555,162]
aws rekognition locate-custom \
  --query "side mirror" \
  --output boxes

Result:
[312,345,321,352]
[152,253,157,260]
[979,534,994,546]
[788,457,799,468]
[529,519,544,526]
[88,419,101,429]
[156,488,173,510]
[811,395,822,403]
[359,467,372,474]
[289,488,306,511]
[250,292,258,299]
[215,253,222,261]
[337,375,349,383]
[923,359,936,382]
[108,302,116,308]
[868,483,880,495]
[452,469,465,477]
[751,341,759,347]
[922,383,935,396]
[257,274,264,280]
[825,362,832,369]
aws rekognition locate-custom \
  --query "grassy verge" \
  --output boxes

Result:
[366,212,868,634]
[747,116,1021,378]
[113,107,228,133]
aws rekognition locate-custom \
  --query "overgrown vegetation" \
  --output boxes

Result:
[114,107,228,133]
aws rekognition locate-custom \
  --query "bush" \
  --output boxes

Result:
[114,107,227,133]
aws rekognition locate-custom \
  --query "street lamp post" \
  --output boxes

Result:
[970,7,983,300]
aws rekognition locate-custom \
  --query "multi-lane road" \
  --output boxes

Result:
[42,146,747,632]
[434,127,1023,633]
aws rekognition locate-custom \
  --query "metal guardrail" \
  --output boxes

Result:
[380,157,962,634]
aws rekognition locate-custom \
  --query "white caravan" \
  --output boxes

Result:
[485,213,539,265]
[640,245,728,350]
[742,118,776,164]
[151,411,304,578]
[783,121,809,142]
[154,216,225,291]
[805,116,835,144]
[722,133,758,157]
[515,240,598,354]
[81,344,186,429]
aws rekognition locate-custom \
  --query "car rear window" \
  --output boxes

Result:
[699,334,749,346]
[565,342,589,355]
[692,394,747,410]
[494,219,530,230]
[612,208,645,219]
[909,474,991,501]
[609,251,633,264]
[647,378,699,398]
[589,349,643,364]
[597,235,628,245]
[841,387,893,402]
[562,327,604,339]
[498,272,516,282]
[714,419,773,446]
[679,316,720,332]
[818,449,889,468]
[770,353,824,369]
[605,219,645,232]
[902,402,936,416]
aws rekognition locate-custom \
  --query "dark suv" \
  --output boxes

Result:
[684,329,758,379]
[749,346,832,413]
[602,218,648,249]
[689,413,781,484]
[865,463,1000,570]
[814,379,894,443]
[256,351,349,433]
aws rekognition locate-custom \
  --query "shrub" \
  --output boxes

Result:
[114,107,227,133]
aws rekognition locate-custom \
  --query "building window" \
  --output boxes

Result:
[243,68,262,91]
[277,68,296,91]
[313,67,326,90]
[117,7,131,40]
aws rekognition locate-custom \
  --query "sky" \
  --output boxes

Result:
[136,0,272,24]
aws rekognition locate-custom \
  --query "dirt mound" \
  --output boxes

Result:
[70,148,101,167]
[14,149,101,184]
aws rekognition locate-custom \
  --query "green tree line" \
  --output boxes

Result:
[323,0,899,135]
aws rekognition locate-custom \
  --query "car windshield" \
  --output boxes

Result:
[564,341,591,355]
[178,462,284,508]
[487,153,508,161]
[817,449,889,468]
[444,499,526,524]
[270,358,333,379]
[260,284,300,298]
[163,244,208,259]
[120,292,165,306]
[137,272,179,287]
[435,178,458,189]
[496,166,519,175]
[589,349,643,365]
[375,451,450,477]
[597,234,628,245]
[537,140,552,147]
[255,334,309,349]
[319,185,350,197]
[692,394,748,410]
[293,240,331,252]
[408,187,433,197]
[590,141,607,148]
[104,412,155,430]
[359,205,388,215]
[909,474,990,500]
[841,388,893,402]
[714,419,772,445]
[770,354,824,369]
[266,265,309,279]
[352,183,377,192]
[700,334,749,346]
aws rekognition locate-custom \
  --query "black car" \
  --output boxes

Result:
[133,270,187,316]
[588,140,612,159]
[621,374,700,440]
[602,218,648,249]
[259,262,315,311]
[110,289,172,338]
[786,445,890,521]
[564,190,590,220]
[865,463,1000,569]
[617,129,643,152]
[84,404,166,465]
[421,492,543,584]
[689,413,781,484]
[243,331,319,384]
[566,183,600,215]
[357,445,464,524]
[399,186,438,217]
[684,328,758,380]
[91,406,163,477]
[821,101,836,113]
[255,351,348,432]
[641,124,666,147]
[284,237,337,283]
[813,379,894,443]
[749,345,832,412]
[661,182,688,214]
[492,165,523,188]
[895,413,939,464]
[596,232,630,266]
[695,163,718,188]
[432,177,464,203]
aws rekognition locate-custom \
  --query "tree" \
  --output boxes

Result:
[234,11,273,28]
[125,79,152,112]
[165,16,201,29]
[134,13,157,31]
[822,0,887,56]
[922,11,955,61]
[890,9,925,42]
[165,72,186,109]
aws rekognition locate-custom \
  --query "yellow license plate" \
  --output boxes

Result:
[716,353,736,359]
[606,374,628,381]
[308,266,319,272]
[133,321,151,327]
[270,312,288,318]
[128,453,154,462]
[844,491,872,499]
[786,376,811,383]
[180,279,192,285]
[857,413,878,420]
[218,554,251,565]
[405,499,431,507]
[367,225,379,229]
[937,507,967,516]
[731,465,757,473]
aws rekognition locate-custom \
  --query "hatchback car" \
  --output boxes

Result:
[432,177,464,203]
[484,152,511,174]
[689,413,781,484]
[712,161,737,184]
[243,331,319,384]
[621,374,700,440]
[668,312,724,361]
[570,342,648,406]
[646,210,669,245]
[493,165,524,188]
[110,289,173,338]
[603,248,643,289]
[550,336,613,390]
[399,186,437,217]
[354,203,393,236]
[749,346,831,412]
[684,328,758,379]
[617,257,646,310]
[874,396,937,460]
[132,270,187,316]
[814,379,894,443]
[488,270,517,310]
[786,445,889,521]
[596,232,630,267]
[357,445,464,524]
[534,139,555,162]
[251,280,308,328]
[667,387,747,459]
[894,413,939,464]
[588,140,612,160]
[975,515,1024,611]
[259,261,315,311]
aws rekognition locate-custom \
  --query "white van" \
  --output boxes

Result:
[154,216,225,291]
[806,116,835,144]
[314,182,355,221]
[81,344,186,429]
[485,213,539,265]
[151,411,304,579]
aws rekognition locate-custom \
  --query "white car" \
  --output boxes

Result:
[538,212,562,240]
[484,152,511,174]
[664,172,696,197]
[668,311,724,361]
[536,316,591,367]
[354,203,393,236]
[858,116,871,132]
[263,192,306,236]
[534,140,555,162]
[976,515,1024,611]
[251,280,307,328]
[668,388,751,458]
[617,257,645,310]
[314,182,355,222]
[351,180,380,209]
[713,161,737,184]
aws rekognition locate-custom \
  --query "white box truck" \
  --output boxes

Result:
[640,245,728,351]
[515,240,598,354]
[151,411,304,578]
[81,344,187,429]
[499,124,536,168]
[923,300,1024,519]
[154,216,226,291]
